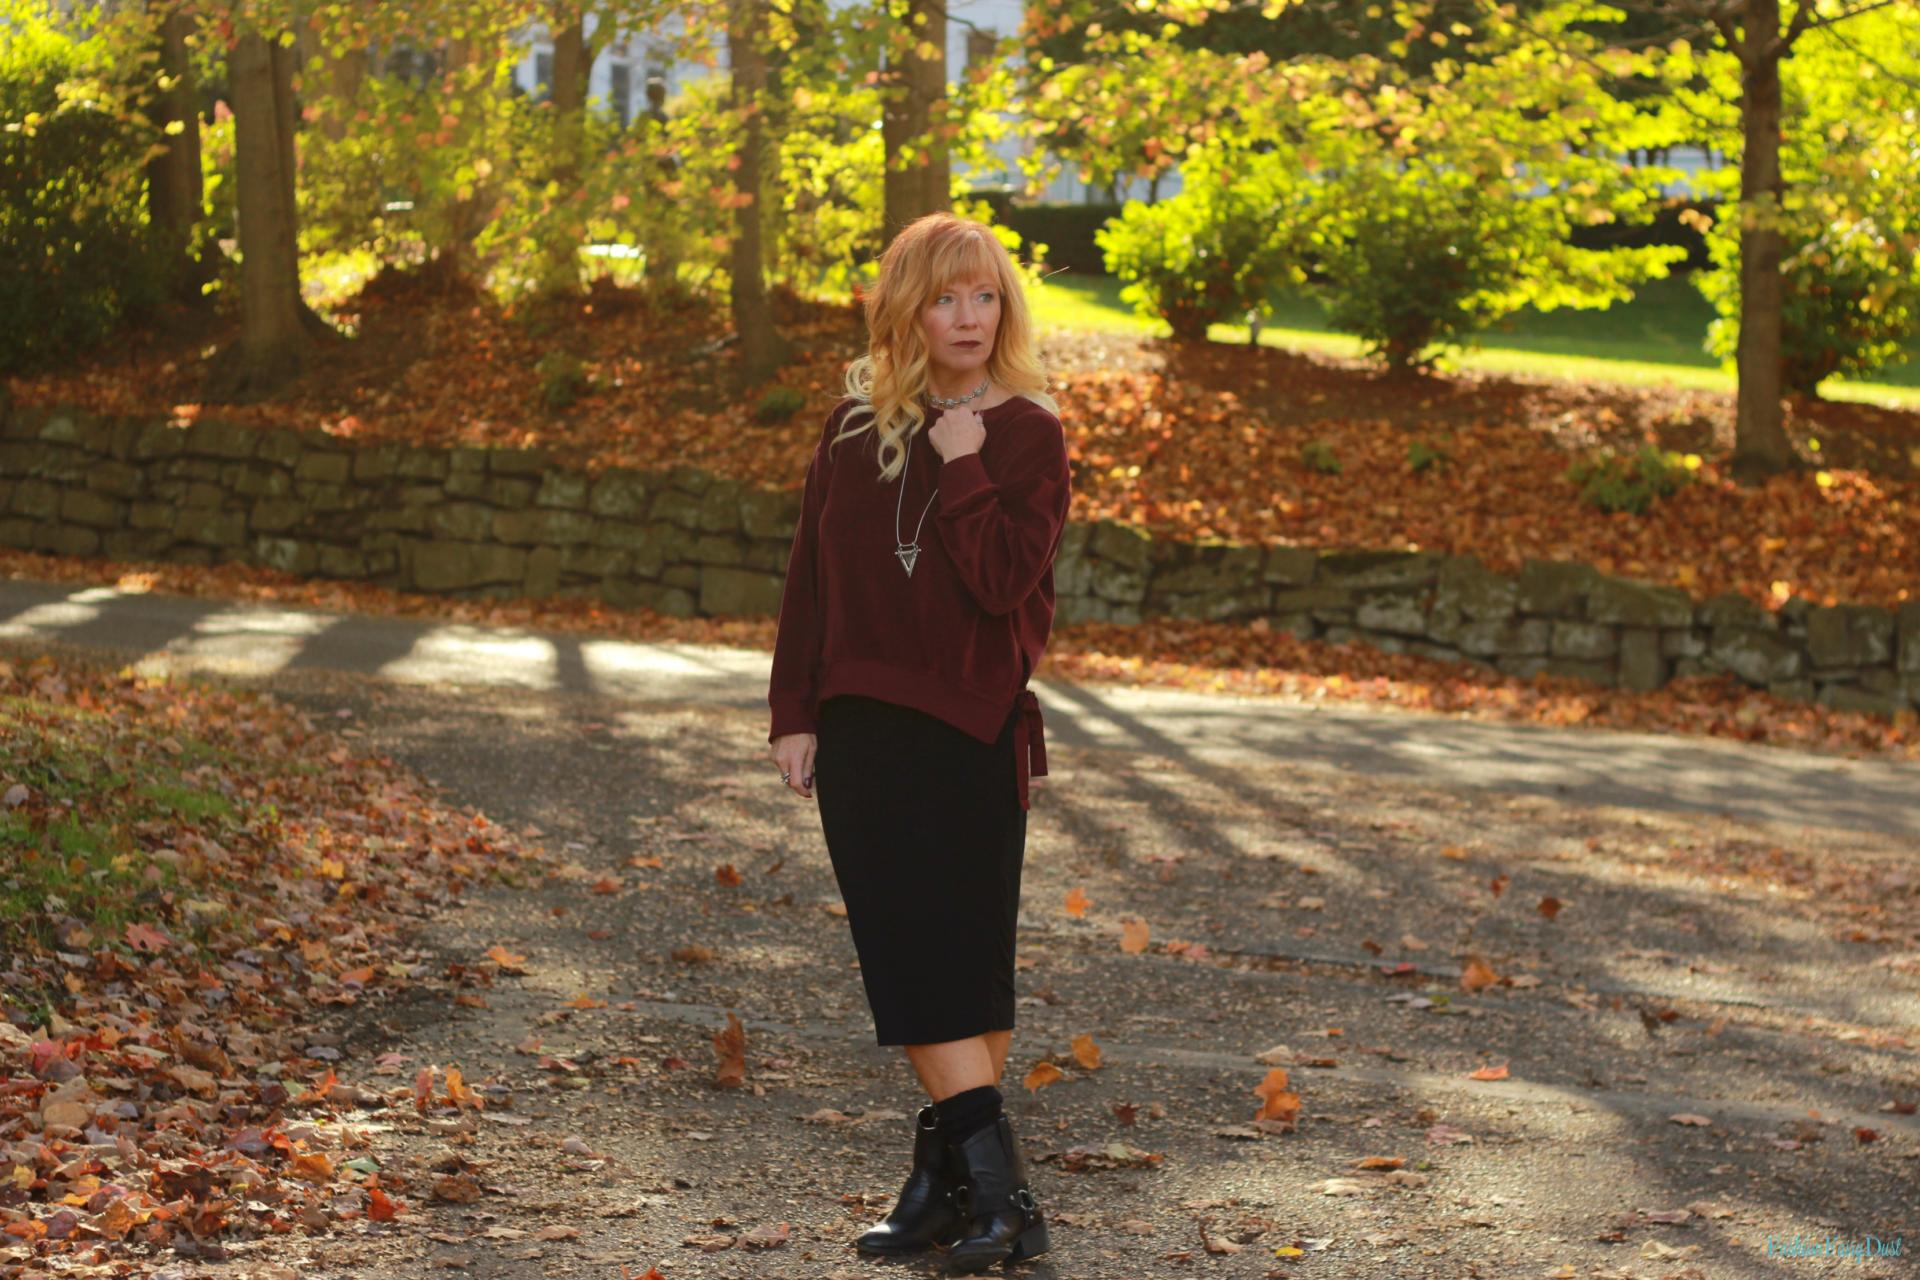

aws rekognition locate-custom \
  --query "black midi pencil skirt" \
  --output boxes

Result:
[813,692,1029,1047]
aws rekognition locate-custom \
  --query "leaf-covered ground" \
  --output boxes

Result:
[5,275,1916,613]
[4,545,1916,763]
[46,653,1899,1280]
[0,652,546,1270]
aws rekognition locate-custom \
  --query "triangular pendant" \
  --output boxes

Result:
[896,546,919,576]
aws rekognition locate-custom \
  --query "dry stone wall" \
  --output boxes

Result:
[3,398,1916,719]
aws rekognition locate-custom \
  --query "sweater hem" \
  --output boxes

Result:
[814,659,1010,744]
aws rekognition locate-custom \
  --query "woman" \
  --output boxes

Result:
[766,211,1071,1273]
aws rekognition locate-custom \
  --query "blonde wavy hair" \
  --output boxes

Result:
[831,212,1059,482]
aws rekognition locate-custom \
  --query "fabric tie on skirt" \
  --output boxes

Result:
[1012,688,1047,811]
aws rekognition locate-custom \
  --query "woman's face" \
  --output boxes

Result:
[920,276,1000,383]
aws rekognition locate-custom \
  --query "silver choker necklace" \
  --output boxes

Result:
[926,376,991,410]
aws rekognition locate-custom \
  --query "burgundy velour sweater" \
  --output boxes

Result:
[766,393,1072,809]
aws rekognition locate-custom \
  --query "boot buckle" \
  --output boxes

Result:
[1011,1186,1037,1213]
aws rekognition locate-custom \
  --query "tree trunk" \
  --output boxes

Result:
[143,0,210,303]
[206,26,311,399]
[880,0,950,253]
[1730,0,1795,482]
[726,0,794,389]
[534,8,593,297]
[313,31,366,146]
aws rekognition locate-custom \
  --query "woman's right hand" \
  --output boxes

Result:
[770,732,817,799]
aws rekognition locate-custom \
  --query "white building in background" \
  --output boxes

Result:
[503,0,1169,206]
[499,5,1724,206]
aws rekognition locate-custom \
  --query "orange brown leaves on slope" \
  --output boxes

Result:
[0,652,545,1264]
[4,544,1915,762]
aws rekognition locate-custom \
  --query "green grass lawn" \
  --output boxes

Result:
[1030,270,1920,409]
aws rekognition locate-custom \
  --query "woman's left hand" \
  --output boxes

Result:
[927,407,986,462]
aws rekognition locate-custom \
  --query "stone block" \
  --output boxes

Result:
[1315,549,1441,589]
[172,507,246,548]
[1767,677,1815,703]
[317,545,369,577]
[1817,682,1905,718]
[492,508,596,546]
[1708,629,1803,683]
[58,489,121,528]
[1355,591,1429,636]
[1153,541,1265,594]
[1271,586,1354,621]
[481,475,536,507]
[1434,556,1518,621]
[650,488,704,530]
[1455,617,1551,658]
[1495,654,1552,679]
[410,539,527,590]
[1618,627,1665,692]
[1263,544,1317,586]
[700,565,784,615]
[85,459,143,498]
[1550,620,1617,659]
[1089,559,1147,604]
[394,448,448,480]
[740,487,799,540]
[1090,519,1153,572]
[560,544,630,577]
[352,445,403,482]
[1587,576,1693,628]
[295,451,353,486]
[536,470,589,510]
[694,481,742,534]
[1698,590,1776,632]
[254,430,302,468]
[1160,587,1270,622]
[253,537,318,574]
[1518,558,1599,617]
[186,419,257,460]
[1807,604,1895,668]
[130,422,190,460]
[524,545,563,597]
[1268,612,1318,640]
[664,464,714,497]
[42,524,100,556]
[1660,628,1706,658]
[490,447,553,476]
[590,471,652,520]
[8,479,58,519]
[1901,602,1920,674]
[426,502,495,541]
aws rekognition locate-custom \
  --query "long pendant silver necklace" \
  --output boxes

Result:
[895,431,938,577]
[896,377,991,577]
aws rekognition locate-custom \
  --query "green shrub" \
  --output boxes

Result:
[0,0,176,375]
[1407,438,1451,474]
[1096,142,1305,341]
[754,385,806,422]
[535,350,591,410]
[1299,439,1342,475]
[1698,208,1920,396]
[1564,444,1698,514]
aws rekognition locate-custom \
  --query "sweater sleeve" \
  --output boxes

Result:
[767,417,835,743]
[934,413,1073,617]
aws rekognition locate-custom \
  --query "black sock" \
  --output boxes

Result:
[934,1084,1003,1142]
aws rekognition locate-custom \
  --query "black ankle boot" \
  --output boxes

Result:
[856,1103,965,1254]
[942,1113,1050,1273]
